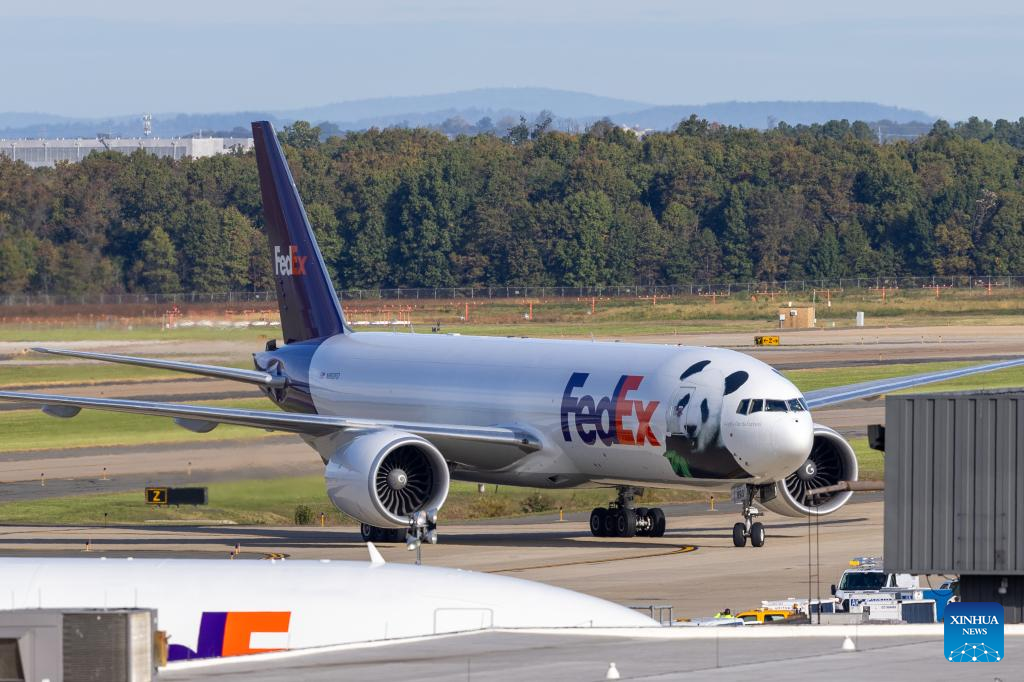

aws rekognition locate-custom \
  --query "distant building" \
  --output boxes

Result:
[618,124,654,137]
[0,137,254,168]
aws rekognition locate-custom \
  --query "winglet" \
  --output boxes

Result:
[366,542,386,566]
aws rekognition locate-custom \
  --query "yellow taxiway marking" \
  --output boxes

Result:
[490,544,697,573]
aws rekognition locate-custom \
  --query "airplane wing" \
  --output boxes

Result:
[29,347,283,388]
[0,390,540,451]
[803,357,1024,409]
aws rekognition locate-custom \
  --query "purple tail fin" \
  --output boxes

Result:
[252,121,347,343]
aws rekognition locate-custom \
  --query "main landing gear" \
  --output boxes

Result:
[732,485,766,548]
[589,487,666,538]
[360,524,405,543]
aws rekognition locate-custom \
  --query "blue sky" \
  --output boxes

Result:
[3,1,1022,120]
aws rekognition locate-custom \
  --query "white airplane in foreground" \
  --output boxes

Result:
[0,554,654,664]
[2,121,1022,547]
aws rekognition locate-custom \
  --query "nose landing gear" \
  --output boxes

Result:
[589,487,667,538]
[732,485,766,548]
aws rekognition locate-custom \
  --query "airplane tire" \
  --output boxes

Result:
[650,508,666,537]
[604,510,618,536]
[750,522,766,548]
[590,508,608,537]
[361,524,404,543]
[617,509,637,538]
[732,522,747,547]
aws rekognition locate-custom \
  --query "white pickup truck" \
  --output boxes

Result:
[830,557,920,612]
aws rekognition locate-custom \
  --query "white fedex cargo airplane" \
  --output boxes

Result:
[2,121,1022,547]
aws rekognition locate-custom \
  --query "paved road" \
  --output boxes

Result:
[0,497,891,619]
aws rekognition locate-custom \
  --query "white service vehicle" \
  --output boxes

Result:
[831,557,920,612]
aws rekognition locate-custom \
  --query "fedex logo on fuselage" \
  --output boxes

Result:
[168,611,291,661]
[274,245,307,276]
[561,372,661,447]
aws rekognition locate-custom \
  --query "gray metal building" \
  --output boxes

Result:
[0,136,253,168]
[884,389,1024,622]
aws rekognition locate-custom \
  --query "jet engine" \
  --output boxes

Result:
[325,430,450,528]
[760,424,858,517]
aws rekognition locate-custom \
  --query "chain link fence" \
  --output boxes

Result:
[0,275,1020,307]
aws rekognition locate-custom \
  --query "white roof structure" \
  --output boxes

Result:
[0,136,253,168]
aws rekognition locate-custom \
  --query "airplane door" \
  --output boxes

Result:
[669,386,697,436]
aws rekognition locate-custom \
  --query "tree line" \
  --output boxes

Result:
[1,115,1023,295]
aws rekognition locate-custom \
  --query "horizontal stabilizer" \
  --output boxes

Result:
[31,347,284,388]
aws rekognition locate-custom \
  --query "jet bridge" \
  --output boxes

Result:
[883,389,1024,623]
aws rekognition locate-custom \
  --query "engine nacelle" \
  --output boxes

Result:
[325,430,450,528]
[760,424,858,517]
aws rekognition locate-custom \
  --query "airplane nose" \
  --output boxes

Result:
[770,418,813,471]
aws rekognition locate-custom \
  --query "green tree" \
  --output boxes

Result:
[932,211,974,275]
[661,203,699,283]
[553,191,613,285]
[809,225,843,280]
[280,121,322,150]
[137,226,180,293]
[720,186,753,281]
[220,207,255,290]
[0,236,33,293]
[506,117,530,146]
[181,201,229,292]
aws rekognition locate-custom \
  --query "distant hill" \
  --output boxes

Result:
[283,87,648,124]
[616,101,934,130]
[0,88,936,139]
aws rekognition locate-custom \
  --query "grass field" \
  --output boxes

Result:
[0,360,253,388]
[785,361,1024,394]
[0,324,279,344]
[2,287,1023,343]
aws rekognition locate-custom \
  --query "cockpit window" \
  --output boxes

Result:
[742,398,806,414]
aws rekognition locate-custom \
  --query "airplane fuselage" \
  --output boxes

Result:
[257,332,814,492]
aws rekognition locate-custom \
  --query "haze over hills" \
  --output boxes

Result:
[0,87,935,139]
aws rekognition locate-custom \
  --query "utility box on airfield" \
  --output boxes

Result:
[883,390,1024,623]
[777,305,815,329]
